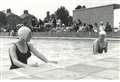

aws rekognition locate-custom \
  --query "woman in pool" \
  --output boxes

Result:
[9,26,57,69]
[93,31,108,54]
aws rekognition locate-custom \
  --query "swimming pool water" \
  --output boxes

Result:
[0,38,120,71]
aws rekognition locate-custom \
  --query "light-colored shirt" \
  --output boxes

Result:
[99,25,105,32]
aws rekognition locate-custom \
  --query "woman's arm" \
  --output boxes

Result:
[9,45,28,68]
[28,43,49,63]
[104,41,108,53]
[93,40,98,54]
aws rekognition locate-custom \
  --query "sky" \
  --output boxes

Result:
[0,0,120,26]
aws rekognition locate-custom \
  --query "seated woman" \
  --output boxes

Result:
[93,31,108,54]
[9,26,57,70]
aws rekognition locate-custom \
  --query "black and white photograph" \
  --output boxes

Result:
[0,0,120,80]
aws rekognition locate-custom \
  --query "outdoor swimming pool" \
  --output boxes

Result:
[0,37,120,80]
[0,37,119,71]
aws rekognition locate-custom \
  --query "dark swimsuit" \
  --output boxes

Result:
[97,40,107,53]
[9,43,31,70]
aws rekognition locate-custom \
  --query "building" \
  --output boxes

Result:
[73,4,120,27]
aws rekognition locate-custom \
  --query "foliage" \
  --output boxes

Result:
[55,6,72,26]
[0,12,7,27]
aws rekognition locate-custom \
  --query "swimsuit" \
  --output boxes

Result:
[9,43,31,69]
[97,40,107,53]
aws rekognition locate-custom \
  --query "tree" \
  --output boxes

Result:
[20,10,38,29]
[6,14,22,31]
[75,5,86,9]
[0,11,7,28]
[67,16,73,26]
[6,9,22,32]
[83,5,86,8]
[55,6,71,26]
[75,5,82,9]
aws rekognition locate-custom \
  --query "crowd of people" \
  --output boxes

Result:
[69,20,113,33]
[19,20,113,33]
[22,18,113,33]
[0,15,114,36]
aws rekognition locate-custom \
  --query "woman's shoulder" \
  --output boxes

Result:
[27,42,34,48]
[93,39,99,45]
[27,42,35,50]
[10,42,17,45]
[9,42,17,50]
[27,42,32,46]
[94,39,99,43]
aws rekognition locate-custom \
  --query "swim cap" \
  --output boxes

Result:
[17,26,31,40]
[99,31,106,36]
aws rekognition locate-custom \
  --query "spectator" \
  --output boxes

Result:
[85,24,89,32]
[93,23,98,32]
[105,22,112,32]
[52,18,56,28]
[82,23,87,32]
[10,30,15,36]
[99,21,105,32]
[62,24,66,31]
[77,23,83,32]
[88,24,93,32]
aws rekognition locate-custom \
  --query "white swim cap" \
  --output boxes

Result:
[17,26,31,40]
[99,31,106,36]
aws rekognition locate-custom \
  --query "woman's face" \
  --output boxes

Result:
[26,32,32,42]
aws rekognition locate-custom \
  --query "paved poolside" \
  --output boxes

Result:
[0,37,120,80]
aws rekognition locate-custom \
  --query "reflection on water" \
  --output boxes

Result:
[0,38,120,71]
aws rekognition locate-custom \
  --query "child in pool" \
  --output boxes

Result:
[93,31,108,54]
[9,26,57,69]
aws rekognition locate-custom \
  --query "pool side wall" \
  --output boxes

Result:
[0,32,120,38]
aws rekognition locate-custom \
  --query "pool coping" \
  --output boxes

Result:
[0,36,120,41]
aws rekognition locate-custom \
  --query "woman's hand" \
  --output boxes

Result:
[24,63,39,68]
[30,63,39,67]
[47,60,58,64]
[24,65,31,68]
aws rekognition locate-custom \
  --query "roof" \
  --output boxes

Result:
[100,4,120,9]
[74,4,120,12]
[113,4,120,9]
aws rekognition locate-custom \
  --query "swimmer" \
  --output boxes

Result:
[9,26,57,70]
[93,31,108,54]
